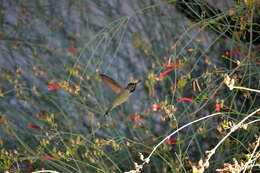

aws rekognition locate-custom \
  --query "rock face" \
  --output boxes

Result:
[205,0,235,13]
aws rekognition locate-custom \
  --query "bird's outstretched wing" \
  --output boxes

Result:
[99,74,125,94]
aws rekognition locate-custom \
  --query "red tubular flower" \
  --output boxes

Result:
[152,104,160,112]
[67,47,78,51]
[27,123,42,130]
[128,115,145,126]
[159,69,173,79]
[128,115,144,120]
[43,156,56,161]
[143,148,152,151]
[243,52,248,56]
[167,137,177,144]
[36,110,47,119]
[159,62,180,79]
[163,62,180,69]
[215,168,225,172]
[226,49,241,55]
[215,104,221,112]
[178,97,193,102]
[47,85,62,91]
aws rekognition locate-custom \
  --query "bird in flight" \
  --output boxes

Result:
[99,74,140,116]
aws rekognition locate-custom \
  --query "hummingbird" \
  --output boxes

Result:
[99,74,140,116]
